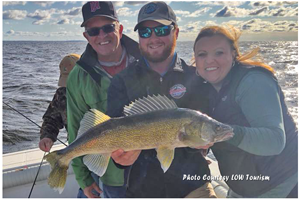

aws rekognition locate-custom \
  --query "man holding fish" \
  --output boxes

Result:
[106,2,223,198]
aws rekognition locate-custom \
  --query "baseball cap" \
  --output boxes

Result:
[81,1,118,27]
[58,54,80,87]
[134,1,177,31]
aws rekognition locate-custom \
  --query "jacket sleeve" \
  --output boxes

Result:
[40,88,65,142]
[227,71,286,156]
[66,67,94,189]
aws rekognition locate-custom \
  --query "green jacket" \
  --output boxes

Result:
[67,35,140,189]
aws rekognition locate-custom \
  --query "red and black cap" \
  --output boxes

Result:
[81,1,118,27]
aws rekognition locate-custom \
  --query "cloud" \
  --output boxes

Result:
[64,7,81,16]
[3,2,27,6]
[213,5,298,17]
[215,6,249,17]
[4,30,44,37]
[249,6,269,15]
[195,1,246,7]
[228,18,299,33]
[188,8,211,17]
[250,1,298,7]
[179,17,298,35]
[27,9,55,20]
[6,30,15,35]
[27,9,58,25]
[117,7,138,17]
[32,1,56,7]
[3,10,27,20]
[124,1,147,6]
[174,8,211,18]
[57,18,70,25]
[269,7,298,17]
[174,10,191,16]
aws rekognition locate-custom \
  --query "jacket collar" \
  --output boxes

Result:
[79,34,141,67]
[139,53,185,74]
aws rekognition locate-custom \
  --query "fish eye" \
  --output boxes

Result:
[216,125,221,131]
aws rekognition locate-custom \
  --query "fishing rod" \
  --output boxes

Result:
[28,152,46,198]
[3,101,68,198]
[3,101,67,146]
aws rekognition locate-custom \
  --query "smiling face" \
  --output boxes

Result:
[138,21,178,63]
[83,16,123,62]
[194,35,235,90]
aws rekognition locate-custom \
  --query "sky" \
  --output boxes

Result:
[2,1,299,41]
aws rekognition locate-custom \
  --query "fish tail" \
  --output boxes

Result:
[45,151,69,194]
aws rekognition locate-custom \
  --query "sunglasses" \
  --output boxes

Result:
[138,25,174,38]
[86,24,116,37]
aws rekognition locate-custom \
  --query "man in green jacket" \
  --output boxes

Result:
[67,1,140,198]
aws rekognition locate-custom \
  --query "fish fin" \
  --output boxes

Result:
[77,109,111,138]
[124,94,178,116]
[45,151,70,194]
[156,146,175,173]
[83,154,110,177]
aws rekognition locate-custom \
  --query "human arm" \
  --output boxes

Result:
[227,71,285,156]
[107,75,141,166]
[67,66,106,190]
[39,87,66,152]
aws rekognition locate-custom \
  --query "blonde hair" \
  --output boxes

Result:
[193,25,274,73]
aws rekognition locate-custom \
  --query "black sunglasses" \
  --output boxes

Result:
[86,24,116,37]
[138,25,174,38]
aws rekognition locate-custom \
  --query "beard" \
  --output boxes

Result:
[140,36,177,63]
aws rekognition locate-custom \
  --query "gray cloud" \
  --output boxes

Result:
[27,9,58,25]
[6,30,15,35]
[214,5,298,17]
[249,6,269,15]
[250,1,298,7]
[3,10,27,20]
[64,7,81,16]
[215,7,237,17]
[3,2,27,6]
[188,8,211,17]
[195,1,246,7]
[57,18,70,25]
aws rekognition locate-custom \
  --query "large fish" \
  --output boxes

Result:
[45,95,233,193]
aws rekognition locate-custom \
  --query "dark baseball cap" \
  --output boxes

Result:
[81,1,118,27]
[134,1,177,31]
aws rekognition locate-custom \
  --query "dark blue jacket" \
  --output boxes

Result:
[106,55,211,197]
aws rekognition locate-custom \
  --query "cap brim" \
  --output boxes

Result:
[134,19,173,31]
[81,15,118,27]
[58,74,68,87]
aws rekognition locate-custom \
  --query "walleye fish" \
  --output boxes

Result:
[45,95,233,193]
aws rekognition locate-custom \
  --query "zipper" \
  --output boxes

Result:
[160,77,163,83]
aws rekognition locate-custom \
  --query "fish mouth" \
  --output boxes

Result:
[214,130,234,143]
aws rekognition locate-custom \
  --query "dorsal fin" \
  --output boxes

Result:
[123,95,178,116]
[77,109,111,139]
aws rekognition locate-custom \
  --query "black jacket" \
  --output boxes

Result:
[106,54,211,197]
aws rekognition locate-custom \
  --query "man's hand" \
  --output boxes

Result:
[83,182,102,198]
[111,149,141,166]
[39,138,54,152]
